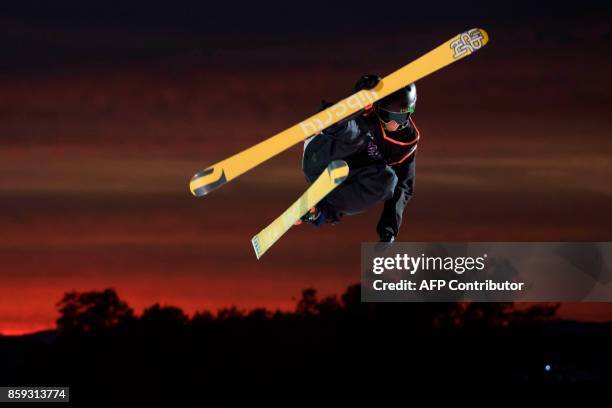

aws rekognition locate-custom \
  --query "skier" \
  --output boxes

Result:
[299,75,420,243]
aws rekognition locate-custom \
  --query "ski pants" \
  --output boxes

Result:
[302,134,398,223]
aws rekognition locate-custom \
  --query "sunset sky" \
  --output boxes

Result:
[1,1,612,334]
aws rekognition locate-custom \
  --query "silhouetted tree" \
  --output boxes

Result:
[217,306,245,321]
[461,302,514,329]
[316,295,341,315]
[140,304,188,329]
[191,310,214,327]
[248,308,272,321]
[509,303,560,327]
[296,288,318,315]
[340,284,361,310]
[56,288,134,335]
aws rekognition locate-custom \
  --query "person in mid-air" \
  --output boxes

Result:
[299,75,419,243]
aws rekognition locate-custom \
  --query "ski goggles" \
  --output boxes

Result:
[376,106,414,126]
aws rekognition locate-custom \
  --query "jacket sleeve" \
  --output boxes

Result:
[322,118,365,147]
[376,153,416,239]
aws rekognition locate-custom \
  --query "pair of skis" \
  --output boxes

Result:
[189,28,489,258]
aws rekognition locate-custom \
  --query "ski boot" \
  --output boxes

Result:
[295,206,326,227]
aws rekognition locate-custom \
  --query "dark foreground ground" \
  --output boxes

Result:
[1,286,610,402]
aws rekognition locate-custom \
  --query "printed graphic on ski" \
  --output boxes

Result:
[251,160,349,259]
[190,28,488,197]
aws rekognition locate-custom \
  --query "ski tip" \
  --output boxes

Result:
[189,166,227,197]
[251,236,263,259]
[328,160,349,185]
[474,28,489,46]
[448,28,489,62]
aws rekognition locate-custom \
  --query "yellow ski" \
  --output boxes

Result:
[190,28,489,197]
[251,160,349,259]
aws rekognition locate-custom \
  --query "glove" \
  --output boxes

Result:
[353,74,381,93]
[379,230,395,243]
[299,206,325,227]
[374,232,395,253]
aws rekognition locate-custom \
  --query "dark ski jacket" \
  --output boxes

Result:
[306,108,419,238]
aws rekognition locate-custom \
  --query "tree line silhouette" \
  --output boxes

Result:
[55,285,559,336]
[1,284,610,402]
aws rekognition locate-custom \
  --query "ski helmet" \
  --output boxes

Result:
[376,83,417,131]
